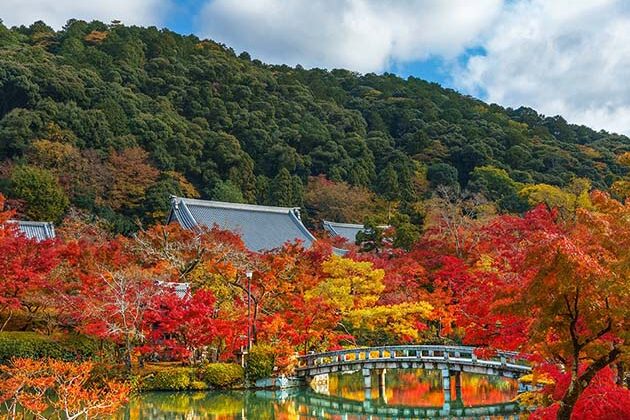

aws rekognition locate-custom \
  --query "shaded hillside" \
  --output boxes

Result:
[0,20,628,232]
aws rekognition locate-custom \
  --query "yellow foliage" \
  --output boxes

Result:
[577,145,602,159]
[29,140,81,170]
[519,178,592,217]
[165,171,199,199]
[474,254,496,272]
[84,30,109,44]
[618,152,630,167]
[612,180,630,201]
[345,302,434,341]
[516,390,552,409]
[307,256,385,312]
[611,153,630,201]
[519,372,554,386]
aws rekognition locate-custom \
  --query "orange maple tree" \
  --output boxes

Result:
[462,193,629,419]
[0,358,129,420]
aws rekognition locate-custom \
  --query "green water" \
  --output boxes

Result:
[121,370,523,419]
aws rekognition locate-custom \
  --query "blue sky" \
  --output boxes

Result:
[1,0,629,134]
[162,0,204,36]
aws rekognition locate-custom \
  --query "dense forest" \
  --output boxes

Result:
[1,19,629,233]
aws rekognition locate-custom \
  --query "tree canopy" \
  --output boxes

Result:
[0,20,628,231]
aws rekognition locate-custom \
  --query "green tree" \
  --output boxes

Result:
[10,165,69,222]
[212,180,245,203]
[427,163,459,190]
[376,164,399,202]
[269,168,303,207]
[0,19,627,232]
[469,165,527,213]
[356,217,387,253]
[391,213,420,250]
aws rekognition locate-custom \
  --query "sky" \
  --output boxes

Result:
[1,0,630,135]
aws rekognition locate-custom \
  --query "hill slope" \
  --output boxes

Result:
[0,20,628,232]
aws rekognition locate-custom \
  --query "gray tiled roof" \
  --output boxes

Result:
[157,281,190,299]
[167,197,317,252]
[10,220,56,241]
[322,220,365,243]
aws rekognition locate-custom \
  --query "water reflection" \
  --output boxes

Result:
[328,369,518,407]
[121,370,522,419]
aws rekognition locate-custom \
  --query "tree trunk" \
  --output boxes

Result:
[0,310,13,332]
[252,301,259,343]
[557,378,582,420]
[124,338,133,370]
[616,361,629,388]
[557,347,621,420]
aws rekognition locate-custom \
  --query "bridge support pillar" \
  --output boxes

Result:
[442,369,451,403]
[362,368,372,401]
[362,368,372,389]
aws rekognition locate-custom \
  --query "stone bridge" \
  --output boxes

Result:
[296,345,531,403]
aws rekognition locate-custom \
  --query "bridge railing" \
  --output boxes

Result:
[296,345,530,372]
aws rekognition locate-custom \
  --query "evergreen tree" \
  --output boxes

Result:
[269,168,304,207]
[211,180,245,203]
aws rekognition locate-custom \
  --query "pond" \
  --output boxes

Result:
[120,369,522,419]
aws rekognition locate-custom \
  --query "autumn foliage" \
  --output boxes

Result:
[0,191,628,419]
[0,358,129,419]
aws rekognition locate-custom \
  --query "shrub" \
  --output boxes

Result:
[0,332,102,363]
[141,367,194,391]
[202,363,244,388]
[89,363,130,387]
[57,334,103,359]
[246,344,275,380]
[189,380,209,390]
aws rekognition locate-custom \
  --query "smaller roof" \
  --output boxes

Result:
[157,281,190,299]
[322,220,366,243]
[10,220,56,241]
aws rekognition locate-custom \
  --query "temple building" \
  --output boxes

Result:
[167,196,317,252]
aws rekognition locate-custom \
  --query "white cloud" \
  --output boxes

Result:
[3,0,628,135]
[197,0,503,73]
[0,0,171,29]
[457,0,630,135]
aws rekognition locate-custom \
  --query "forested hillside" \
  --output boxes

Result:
[1,19,629,232]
